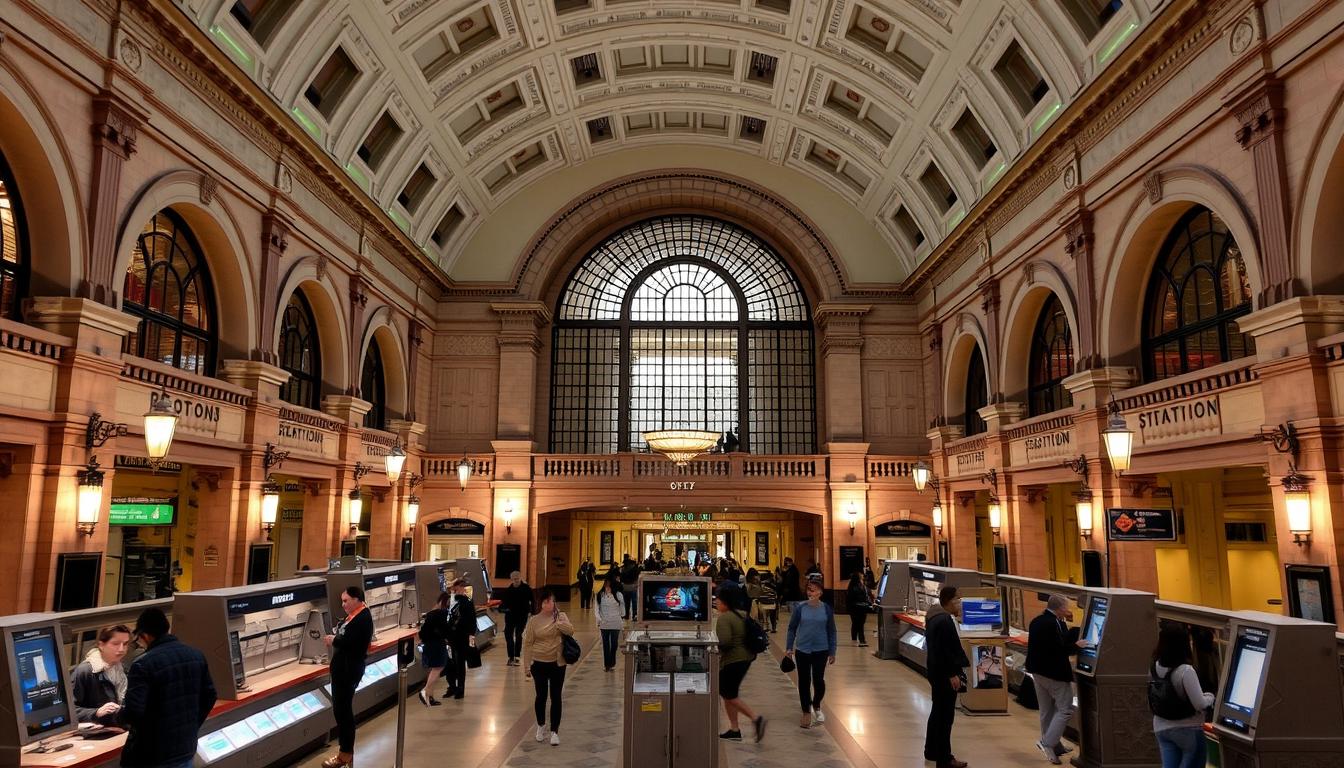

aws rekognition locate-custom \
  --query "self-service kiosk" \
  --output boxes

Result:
[1070,588,1158,768]
[0,615,79,763]
[1212,612,1344,765]
[623,575,719,768]
[439,557,497,648]
[892,565,981,673]
[324,563,421,637]
[875,560,914,660]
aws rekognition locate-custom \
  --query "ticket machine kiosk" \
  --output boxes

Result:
[623,576,718,768]
[0,615,79,763]
[1070,588,1158,768]
[1212,612,1344,766]
[893,565,981,673]
[875,560,914,659]
[325,563,421,636]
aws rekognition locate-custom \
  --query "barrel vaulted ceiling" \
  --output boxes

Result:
[186,0,1166,285]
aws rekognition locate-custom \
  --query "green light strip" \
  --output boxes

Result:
[986,161,1008,187]
[388,207,411,233]
[345,162,369,192]
[1098,21,1138,65]
[947,209,966,231]
[210,26,255,72]
[291,106,322,141]
[1033,99,1062,133]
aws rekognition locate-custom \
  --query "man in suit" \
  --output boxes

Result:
[119,607,217,768]
[924,586,970,768]
[500,570,535,666]
[443,578,476,699]
[1026,594,1086,764]
[324,586,374,767]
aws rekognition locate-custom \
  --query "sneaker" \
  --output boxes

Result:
[719,730,742,741]
[1037,742,1062,765]
[753,716,766,743]
[536,724,547,742]
[812,709,826,725]
[550,732,560,746]
[859,641,868,647]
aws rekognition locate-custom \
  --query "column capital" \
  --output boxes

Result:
[975,401,1025,433]
[1062,366,1137,409]
[1224,75,1283,150]
[813,302,872,333]
[490,301,552,326]
[219,359,290,396]
[1238,296,1344,358]
[323,394,373,424]
[26,296,140,355]
[387,419,428,450]
[91,91,146,158]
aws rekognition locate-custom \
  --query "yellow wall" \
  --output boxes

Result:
[565,513,796,578]
[104,467,197,603]
[1044,489,1083,584]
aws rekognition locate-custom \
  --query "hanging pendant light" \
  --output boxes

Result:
[260,477,281,539]
[1102,398,1134,475]
[642,428,720,466]
[912,460,931,492]
[385,440,406,484]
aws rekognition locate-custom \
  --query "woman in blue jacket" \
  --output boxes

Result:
[785,576,836,728]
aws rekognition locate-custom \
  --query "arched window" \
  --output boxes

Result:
[361,337,386,430]
[1028,294,1074,416]
[0,152,30,321]
[964,345,988,436]
[550,216,815,454]
[122,210,217,376]
[278,291,322,410]
[1143,207,1254,381]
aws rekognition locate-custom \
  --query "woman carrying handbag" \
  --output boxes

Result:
[522,588,575,746]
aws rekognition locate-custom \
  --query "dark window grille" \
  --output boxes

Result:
[1142,206,1254,382]
[550,216,815,454]
[121,209,217,376]
[1028,294,1074,416]
[964,344,988,436]
[362,337,387,430]
[278,290,322,410]
[748,52,778,84]
[0,152,29,321]
[571,53,601,84]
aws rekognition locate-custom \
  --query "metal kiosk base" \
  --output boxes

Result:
[622,627,720,768]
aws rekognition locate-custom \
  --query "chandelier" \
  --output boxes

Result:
[642,428,720,466]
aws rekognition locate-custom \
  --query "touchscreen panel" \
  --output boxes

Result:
[1218,625,1271,734]
[642,582,710,622]
[1074,596,1109,674]
[11,626,73,741]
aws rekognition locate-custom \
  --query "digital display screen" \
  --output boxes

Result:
[222,720,259,748]
[265,703,295,728]
[642,582,710,622]
[877,565,890,601]
[245,712,277,737]
[960,599,1002,629]
[299,692,324,714]
[12,626,72,740]
[1218,626,1271,733]
[1075,597,1108,674]
[198,730,236,762]
[108,500,175,526]
[476,614,495,633]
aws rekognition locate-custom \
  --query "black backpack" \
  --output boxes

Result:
[1148,663,1197,720]
[737,611,770,655]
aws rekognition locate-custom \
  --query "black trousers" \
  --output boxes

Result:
[924,678,958,763]
[579,583,593,608]
[849,610,868,642]
[531,661,567,731]
[444,640,468,695]
[600,628,620,669]
[504,616,526,660]
[622,587,637,619]
[330,677,358,753]
[795,650,829,712]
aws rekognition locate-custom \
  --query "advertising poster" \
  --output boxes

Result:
[972,644,1003,689]
[755,531,769,566]
[600,531,614,565]
[1106,508,1177,541]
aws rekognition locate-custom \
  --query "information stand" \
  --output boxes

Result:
[1070,588,1157,768]
[874,560,914,660]
[955,587,1007,715]
[893,565,981,673]
[623,576,718,768]
[1211,612,1344,766]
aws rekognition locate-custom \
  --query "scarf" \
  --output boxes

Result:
[87,646,127,702]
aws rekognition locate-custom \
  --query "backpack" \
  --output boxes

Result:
[737,610,770,655]
[1148,663,1197,720]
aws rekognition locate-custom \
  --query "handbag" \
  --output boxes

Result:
[561,634,581,664]
[465,643,482,669]
[779,655,796,674]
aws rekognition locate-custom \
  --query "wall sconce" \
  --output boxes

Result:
[348,487,364,533]
[1102,396,1134,475]
[931,502,943,533]
[76,457,105,536]
[142,389,179,469]
[456,452,472,491]
[1262,423,1311,545]
[912,460,931,492]
[405,473,422,531]
[260,477,281,539]
[846,501,859,533]
[1063,455,1093,538]
[503,502,515,534]
[385,440,406,484]
[987,500,1002,536]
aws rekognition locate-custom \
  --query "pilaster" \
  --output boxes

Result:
[254,212,291,364]
[814,303,871,441]
[1061,203,1100,368]
[1225,74,1295,303]
[490,302,550,440]
[978,277,1003,398]
[82,92,146,305]
[347,274,370,393]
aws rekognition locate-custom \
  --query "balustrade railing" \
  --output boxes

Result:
[121,357,253,407]
[423,455,494,480]
[0,318,68,362]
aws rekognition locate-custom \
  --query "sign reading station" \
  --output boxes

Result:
[1106,507,1178,542]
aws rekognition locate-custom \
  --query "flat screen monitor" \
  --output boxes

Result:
[1074,596,1109,674]
[1217,625,1271,734]
[479,561,492,602]
[9,625,74,744]
[877,564,891,602]
[959,599,1002,630]
[642,581,710,622]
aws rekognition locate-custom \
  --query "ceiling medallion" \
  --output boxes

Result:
[642,429,720,466]
[870,17,890,33]
[846,89,862,103]
[456,18,475,33]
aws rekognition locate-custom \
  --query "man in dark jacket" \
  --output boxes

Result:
[620,555,641,620]
[324,585,373,767]
[118,607,216,768]
[1026,594,1085,764]
[576,557,596,609]
[443,578,476,699]
[923,586,969,768]
[499,570,534,666]
[781,558,801,605]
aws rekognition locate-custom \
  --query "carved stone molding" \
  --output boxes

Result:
[199,172,219,205]
[1143,170,1163,203]
[1231,81,1282,149]
[956,491,977,507]
[1062,210,1095,258]
[192,469,222,492]
[1021,486,1049,504]
[92,94,142,158]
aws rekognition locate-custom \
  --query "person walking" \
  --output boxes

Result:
[714,581,767,743]
[576,557,597,609]
[781,557,801,606]
[499,571,534,666]
[924,586,969,768]
[758,573,780,632]
[1026,594,1085,763]
[786,578,837,728]
[845,571,872,647]
[444,578,475,699]
[322,586,373,767]
[620,555,640,620]
[522,588,574,746]
[594,576,624,671]
[1150,623,1214,768]
[71,624,132,725]
[117,609,216,768]
[417,593,451,707]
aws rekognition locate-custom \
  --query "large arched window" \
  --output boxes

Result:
[1143,207,1254,381]
[122,210,217,376]
[278,291,322,410]
[550,216,815,454]
[964,345,988,436]
[0,153,28,321]
[1028,294,1074,416]
[361,337,386,430]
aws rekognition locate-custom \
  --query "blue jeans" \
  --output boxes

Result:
[1156,726,1206,768]
[601,628,621,669]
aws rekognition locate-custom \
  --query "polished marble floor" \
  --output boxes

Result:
[294,607,1049,768]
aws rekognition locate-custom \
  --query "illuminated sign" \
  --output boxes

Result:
[108,500,175,526]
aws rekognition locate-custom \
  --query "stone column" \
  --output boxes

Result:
[190,469,244,590]
[254,212,291,364]
[924,321,945,425]
[827,442,870,587]
[814,303,871,442]
[348,275,370,394]
[490,302,551,440]
[366,488,398,561]
[1005,486,1050,579]
[1225,75,1296,303]
[927,425,963,566]
[978,277,1003,399]
[302,485,345,572]
[1061,204,1100,368]
[82,93,146,304]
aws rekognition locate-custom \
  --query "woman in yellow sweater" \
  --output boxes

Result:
[522,588,574,746]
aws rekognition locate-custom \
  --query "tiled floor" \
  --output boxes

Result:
[295,607,1049,768]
